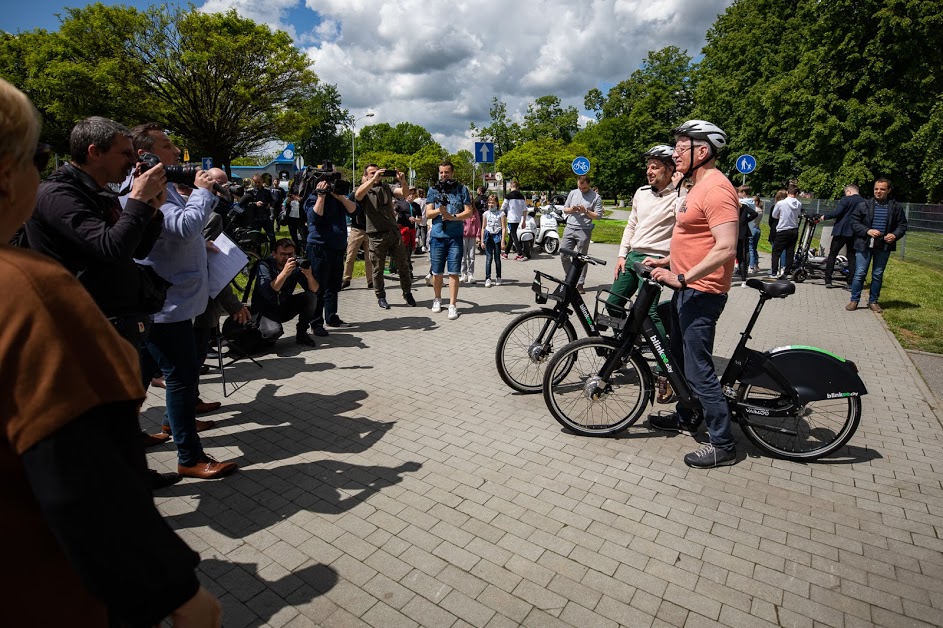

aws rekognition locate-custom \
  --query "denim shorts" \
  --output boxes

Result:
[429,235,463,275]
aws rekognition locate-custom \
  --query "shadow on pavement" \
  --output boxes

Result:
[199,558,339,627]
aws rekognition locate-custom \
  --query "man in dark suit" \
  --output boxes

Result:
[847,178,908,313]
[823,184,861,287]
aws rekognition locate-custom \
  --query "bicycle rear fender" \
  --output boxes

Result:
[737,346,868,404]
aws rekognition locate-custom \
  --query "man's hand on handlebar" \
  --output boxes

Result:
[650,267,682,288]
[642,256,670,268]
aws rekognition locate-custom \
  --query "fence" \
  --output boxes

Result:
[762,198,943,273]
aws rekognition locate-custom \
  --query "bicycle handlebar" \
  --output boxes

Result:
[560,247,607,266]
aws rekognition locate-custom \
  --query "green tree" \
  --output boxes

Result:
[411,143,449,188]
[469,97,523,160]
[276,83,349,168]
[357,122,435,156]
[129,6,318,172]
[496,138,576,191]
[449,149,476,187]
[522,95,579,143]
[0,4,160,154]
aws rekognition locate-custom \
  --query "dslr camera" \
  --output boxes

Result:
[137,151,199,187]
[297,160,352,200]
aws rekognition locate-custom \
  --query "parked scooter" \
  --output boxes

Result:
[530,196,564,255]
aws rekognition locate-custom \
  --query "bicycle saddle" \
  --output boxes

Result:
[746,278,795,298]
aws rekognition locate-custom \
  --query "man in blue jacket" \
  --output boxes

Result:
[822,184,861,288]
[847,178,908,313]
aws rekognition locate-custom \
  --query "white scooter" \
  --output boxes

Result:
[533,200,563,255]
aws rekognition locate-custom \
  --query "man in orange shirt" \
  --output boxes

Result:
[645,120,740,468]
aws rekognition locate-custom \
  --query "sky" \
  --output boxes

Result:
[7,0,736,155]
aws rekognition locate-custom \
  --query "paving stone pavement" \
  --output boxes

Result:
[144,243,943,628]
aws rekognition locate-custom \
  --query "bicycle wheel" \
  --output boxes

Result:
[542,337,652,436]
[495,310,577,393]
[737,384,862,460]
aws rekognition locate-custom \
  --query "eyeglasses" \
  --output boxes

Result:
[673,143,695,156]
[33,143,52,172]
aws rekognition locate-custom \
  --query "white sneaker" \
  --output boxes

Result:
[485,279,492,288]
[467,276,475,285]
[448,305,458,320]
[459,274,466,283]
[431,298,441,313]
[424,274,432,286]
[495,278,502,286]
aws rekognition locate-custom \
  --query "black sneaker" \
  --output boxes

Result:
[295,333,316,347]
[312,326,329,337]
[340,279,351,290]
[648,412,699,435]
[326,317,350,328]
[148,469,181,490]
[404,292,416,306]
[683,443,737,468]
[378,297,391,310]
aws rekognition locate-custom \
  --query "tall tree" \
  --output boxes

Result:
[469,97,523,160]
[276,83,348,168]
[357,122,435,156]
[496,138,577,191]
[129,6,318,172]
[522,95,580,143]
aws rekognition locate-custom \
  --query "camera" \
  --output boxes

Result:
[138,151,199,187]
[291,256,311,269]
[433,179,458,194]
[381,169,398,178]
[297,160,352,200]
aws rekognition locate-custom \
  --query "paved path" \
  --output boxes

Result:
[145,243,943,628]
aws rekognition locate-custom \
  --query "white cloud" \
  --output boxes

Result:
[200,0,735,153]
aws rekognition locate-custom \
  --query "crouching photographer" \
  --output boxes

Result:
[252,238,320,346]
[302,161,357,333]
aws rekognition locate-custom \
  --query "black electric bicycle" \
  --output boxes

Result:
[494,248,608,393]
[541,263,867,461]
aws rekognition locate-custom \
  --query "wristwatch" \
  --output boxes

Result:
[677,274,687,288]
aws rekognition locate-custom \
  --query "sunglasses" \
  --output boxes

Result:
[33,143,52,172]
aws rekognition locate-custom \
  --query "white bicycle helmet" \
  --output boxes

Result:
[672,119,728,156]
[643,145,676,168]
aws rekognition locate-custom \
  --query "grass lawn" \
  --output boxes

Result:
[588,218,943,353]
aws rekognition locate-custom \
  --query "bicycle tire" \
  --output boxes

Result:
[542,337,652,436]
[737,384,862,460]
[495,310,577,393]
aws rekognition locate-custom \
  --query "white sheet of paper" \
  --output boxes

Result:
[207,232,249,298]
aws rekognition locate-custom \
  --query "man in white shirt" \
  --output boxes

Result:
[770,184,802,278]
[560,174,603,292]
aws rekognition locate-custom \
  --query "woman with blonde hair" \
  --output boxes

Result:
[0,78,221,626]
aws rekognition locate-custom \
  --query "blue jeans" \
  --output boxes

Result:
[483,232,502,279]
[851,248,891,304]
[670,289,735,452]
[430,235,462,275]
[306,243,344,326]
[748,224,761,267]
[146,320,203,466]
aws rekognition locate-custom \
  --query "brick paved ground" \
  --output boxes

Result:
[144,242,943,627]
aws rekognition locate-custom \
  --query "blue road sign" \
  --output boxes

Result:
[202,157,213,170]
[735,154,757,174]
[571,156,591,175]
[475,142,494,163]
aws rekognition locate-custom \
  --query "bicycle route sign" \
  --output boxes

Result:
[736,154,757,174]
[571,156,591,175]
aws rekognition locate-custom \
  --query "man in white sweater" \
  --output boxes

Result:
[606,145,682,402]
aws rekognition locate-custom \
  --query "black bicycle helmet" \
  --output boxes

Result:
[643,145,676,168]
[672,119,728,157]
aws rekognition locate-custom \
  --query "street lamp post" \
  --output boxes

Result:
[350,112,374,177]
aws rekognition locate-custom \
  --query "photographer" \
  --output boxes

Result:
[131,123,238,481]
[424,160,474,320]
[253,238,320,346]
[355,164,415,309]
[305,167,357,332]
[239,174,277,250]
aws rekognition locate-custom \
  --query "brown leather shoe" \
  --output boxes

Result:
[142,431,171,448]
[162,419,217,435]
[177,455,238,479]
[868,302,883,313]
[195,399,222,415]
[846,301,858,311]
[151,376,166,389]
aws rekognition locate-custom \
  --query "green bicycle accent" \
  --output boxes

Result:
[771,345,845,362]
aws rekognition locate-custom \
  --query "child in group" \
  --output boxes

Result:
[480,194,506,287]
[460,199,482,283]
